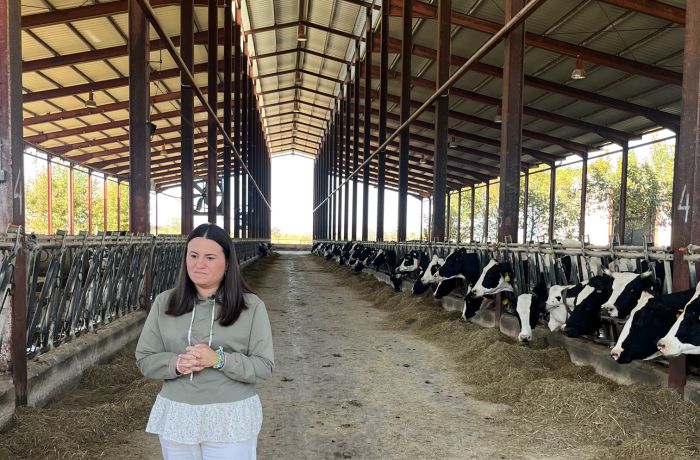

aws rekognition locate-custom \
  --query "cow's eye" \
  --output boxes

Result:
[555,296,561,301]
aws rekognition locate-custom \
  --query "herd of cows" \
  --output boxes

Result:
[311,241,700,365]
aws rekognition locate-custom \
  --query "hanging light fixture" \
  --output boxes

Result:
[448,135,458,148]
[85,90,97,108]
[297,23,307,42]
[494,105,502,123]
[571,56,587,80]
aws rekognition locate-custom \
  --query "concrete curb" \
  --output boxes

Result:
[0,310,146,429]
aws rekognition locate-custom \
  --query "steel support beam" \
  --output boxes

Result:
[128,0,150,235]
[619,142,629,244]
[432,0,450,242]
[0,0,26,404]
[223,0,232,233]
[376,3,388,241]
[498,0,524,243]
[397,0,412,242]
[362,6,372,241]
[180,0,194,235]
[207,0,218,223]
[668,0,700,396]
[234,8,241,238]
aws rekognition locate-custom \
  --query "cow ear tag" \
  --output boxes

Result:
[504,274,511,282]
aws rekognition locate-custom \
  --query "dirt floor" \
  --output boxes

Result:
[1,251,698,459]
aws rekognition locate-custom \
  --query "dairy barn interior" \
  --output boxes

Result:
[1,0,700,458]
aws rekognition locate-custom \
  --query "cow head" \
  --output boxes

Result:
[602,271,657,318]
[470,260,514,298]
[657,283,700,357]
[516,293,545,342]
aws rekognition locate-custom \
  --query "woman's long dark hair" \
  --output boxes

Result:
[166,223,252,326]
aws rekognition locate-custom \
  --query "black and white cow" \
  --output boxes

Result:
[412,254,444,295]
[337,241,355,265]
[657,282,700,357]
[469,259,515,298]
[562,273,614,338]
[601,271,658,318]
[611,288,696,363]
[395,249,430,276]
[515,275,548,342]
[348,244,365,265]
[544,283,586,332]
[353,247,376,272]
[459,260,514,320]
[432,248,482,300]
[258,242,273,256]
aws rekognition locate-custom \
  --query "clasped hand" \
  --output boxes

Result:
[177,343,217,375]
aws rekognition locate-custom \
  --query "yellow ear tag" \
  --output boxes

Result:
[505,274,511,282]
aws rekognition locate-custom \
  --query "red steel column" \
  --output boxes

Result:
[397,0,412,242]
[669,0,700,396]
[0,0,27,404]
[234,4,241,238]
[432,0,451,242]
[207,0,218,223]
[376,2,388,241]
[180,0,194,235]
[362,6,372,241]
[128,0,150,234]
[498,0,525,243]
[223,0,232,233]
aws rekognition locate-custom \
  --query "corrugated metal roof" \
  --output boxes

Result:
[15,0,692,195]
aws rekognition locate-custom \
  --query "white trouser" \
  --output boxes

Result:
[159,435,258,460]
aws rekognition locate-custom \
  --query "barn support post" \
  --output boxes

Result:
[0,0,27,403]
[457,189,462,243]
[428,197,432,243]
[376,1,389,242]
[117,178,121,230]
[669,1,700,396]
[206,0,218,223]
[344,72,351,242]
[432,0,451,242]
[445,192,451,241]
[362,6,372,242]
[352,47,360,241]
[523,170,529,242]
[579,153,588,240]
[223,0,232,234]
[419,199,423,241]
[103,176,108,231]
[498,0,525,244]
[619,142,629,244]
[128,0,150,236]
[339,99,346,241]
[88,171,93,234]
[47,159,52,234]
[397,0,412,243]
[241,61,248,238]
[330,116,336,240]
[69,164,74,234]
[548,164,556,241]
[180,0,194,235]
[470,185,475,242]
[335,110,340,240]
[484,182,490,241]
[233,5,241,239]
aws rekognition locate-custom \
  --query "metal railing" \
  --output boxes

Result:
[0,231,269,359]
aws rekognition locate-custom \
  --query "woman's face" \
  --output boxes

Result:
[186,237,227,292]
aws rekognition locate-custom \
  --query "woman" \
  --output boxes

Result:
[136,223,274,459]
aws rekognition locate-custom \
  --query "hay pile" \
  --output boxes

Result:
[0,345,160,459]
[312,255,700,460]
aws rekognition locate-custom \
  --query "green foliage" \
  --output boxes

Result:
[24,162,128,235]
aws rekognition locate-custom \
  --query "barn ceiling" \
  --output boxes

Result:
[19,0,686,196]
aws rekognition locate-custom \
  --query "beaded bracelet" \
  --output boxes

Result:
[212,346,225,370]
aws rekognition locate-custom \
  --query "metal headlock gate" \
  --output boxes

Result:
[0,230,266,359]
[312,238,699,386]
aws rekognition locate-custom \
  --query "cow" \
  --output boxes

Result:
[544,283,587,332]
[412,254,444,295]
[395,249,430,276]
[432,248,482,299]
[348,244,365,265]
[353,247,376,272]
[657,282,700,357]
[337,241,355,265]
[515,275,548,342]
[601,271,658,318]
[611,288,696,363]
[562,273,614,338]
[258,242,273,256]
